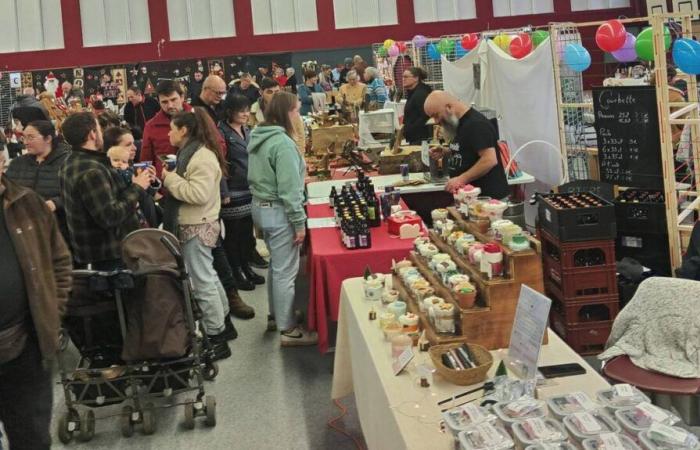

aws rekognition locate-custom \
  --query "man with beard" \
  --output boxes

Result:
[424,91,508,199]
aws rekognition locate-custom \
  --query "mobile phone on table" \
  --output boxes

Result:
[538,363,586,379]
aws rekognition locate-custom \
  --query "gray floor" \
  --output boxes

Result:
[48,261,367,450]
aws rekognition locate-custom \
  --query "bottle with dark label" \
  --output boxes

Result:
[366,194,381,228]
[329,186,337,208]
[358,219,372,249]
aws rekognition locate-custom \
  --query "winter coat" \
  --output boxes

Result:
[403,82,433,144]
[1,178,72,363]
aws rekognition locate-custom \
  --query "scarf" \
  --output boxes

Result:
[161,138,203,234]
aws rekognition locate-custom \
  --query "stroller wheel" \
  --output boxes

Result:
[203,361,219,381]
[78,410,95,442]
[57,409,79,444]
[204,395,217,427]
[121,405,134,438]
[142,404,156,435]
[183,400,195,430]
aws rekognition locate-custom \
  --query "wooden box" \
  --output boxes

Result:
[310,125,355,155]
[378,145,424,175]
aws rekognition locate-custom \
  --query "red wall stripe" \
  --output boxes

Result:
[0,0,644,72]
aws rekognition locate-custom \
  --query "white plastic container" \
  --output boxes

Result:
[525,444,577,450]
[563,411,621,443]
[511,418,568,446]
[582,433,642,450]
[547,392,600,419]
[442,404,498,438]
[614,403,681,439]
[458,423,515,450]
[638,424,700,450]
[597,385,651,410]
[493,399,548,425]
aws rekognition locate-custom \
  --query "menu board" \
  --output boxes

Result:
[593,86,663,189]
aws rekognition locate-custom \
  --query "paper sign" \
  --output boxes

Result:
[393,347,414,376]
[9,73,21,89]
[308,197,330,206]
[307,217,337,229]
[507,285,552,379]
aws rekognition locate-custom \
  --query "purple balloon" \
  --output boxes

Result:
[388,44,400,57]
[413,34,428,49]
[611,32,637,63]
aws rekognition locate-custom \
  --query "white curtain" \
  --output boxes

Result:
[441,38,563,187]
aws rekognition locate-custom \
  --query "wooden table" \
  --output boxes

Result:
[331,277,611,450]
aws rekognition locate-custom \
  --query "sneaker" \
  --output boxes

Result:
[208,333,232,361]
[221,316,238,341]
[249,250,269,269]
[227,289,255,319]
[257,241,270,258]
[280,327,318,347]
[266,314,278,332]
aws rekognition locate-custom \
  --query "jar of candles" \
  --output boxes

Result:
[508,235,531,252]
[388,301,407,318]
[482,243,504,278]
[448,274,470,289]
[422,296,444,312]
[379,312,397,328]
[431,208,449,222]
[448,231,465,246]
[418,243,439,258]
[433,303,456,334]
[468,243,485,265]
[382,289,400,305]
[454,282,477,309]
[415,286,435,301]
[399,313,419,333]
[483,199,509,222]
[430,253,451,270]
[363,276,384,301]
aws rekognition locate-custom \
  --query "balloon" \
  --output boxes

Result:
[455,41,469,58]
[563,43,591,72]
[388,43,400,57]
[376,46,387,57]
[673,38,700,75]
[596,19,627,52]
[510,33,533,59]
[461,33,479,51]
[532,30,549,47]
[438,38,455,54]
[413,35,428,49]
[611,32,637,63]
[427,43,441,60]
[635,26,672,61]
[383,39,395,50]
[396,41,407,54]
[493,34,512,53]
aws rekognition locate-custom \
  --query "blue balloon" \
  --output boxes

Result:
[563,43,591,72]
[673,38,700,75]
[427,43,441,61]
[455,41,469,58]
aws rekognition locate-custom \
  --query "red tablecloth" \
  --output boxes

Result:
[306,202,416,353]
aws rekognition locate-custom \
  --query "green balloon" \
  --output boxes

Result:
[532,30,549,47]
[635,26,672,62]
[377,46,387,57]
[439,38,454,54]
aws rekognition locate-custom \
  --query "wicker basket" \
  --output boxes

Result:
[429,343,493,386]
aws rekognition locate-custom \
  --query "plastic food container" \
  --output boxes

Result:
[493,398,548,425]
[442,404,497,438]
[614,403,680,438]
[511,418,568,446]
[547,392,600,419]
[563,411,621,442]
[458,423,514,450]
[525,444,577,450]
[639,424,700,450]
[582,433,642,450]
[597,385,651,410]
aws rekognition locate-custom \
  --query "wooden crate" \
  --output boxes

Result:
[310,125,355,154]
[378,145,424,175]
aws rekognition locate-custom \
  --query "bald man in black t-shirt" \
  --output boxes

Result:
[424,91,509,199]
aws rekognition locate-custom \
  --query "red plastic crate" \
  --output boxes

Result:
[550,310,613,356]
[540,228,616,270]
[544,258,618,299]
[547,289,620,325]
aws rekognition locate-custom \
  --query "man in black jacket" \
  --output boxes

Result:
[401,67,433,145]
[10,88,50,127]
[59,112,154,269]
[190,75,227,123]
[123,88,159,138]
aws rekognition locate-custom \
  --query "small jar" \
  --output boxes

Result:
[383,322,403,341]
[430,253,452,270]
[393,259,413,273]
[415,286,435,301]
[471,196,492,219]
[398,266,418,279]
[454,282,477,309]
[433,303,455,334]
[363,277,384,301]
[491,219,513,240]
[482,243,504,278]
[436,260,458,281]
[431,208,449,222]
[404,273,424,286]
[391,334,413,358]
[508,234,531,252]
[399,313,419,333]
[388,301,407,318]
[501,224,523,245]
[413,237,430,251]
[418,243,439,258]
[379,312,397,328]
[422,296,444,312]
[409,279,430,295]
[455,234,476,253]
[468,243,485,265]
[483,199,508,222]
[381,289,400,305]
[448,274,470,289]
[448,231,465,246]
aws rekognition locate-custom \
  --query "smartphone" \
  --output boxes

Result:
[538,363,586,379]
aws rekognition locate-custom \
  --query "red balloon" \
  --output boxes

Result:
[396,41,407,53]
[461,33,479,51]
[509,33,533,59]
[596,19,626,52]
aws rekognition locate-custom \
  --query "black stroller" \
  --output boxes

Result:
[56,229,219,443]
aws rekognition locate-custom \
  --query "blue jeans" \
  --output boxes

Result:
[182,237,229,335]
[252,200,300,331]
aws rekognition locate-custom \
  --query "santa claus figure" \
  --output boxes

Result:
[44,72,60,97]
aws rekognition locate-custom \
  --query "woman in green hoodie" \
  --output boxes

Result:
[248,92,317,346]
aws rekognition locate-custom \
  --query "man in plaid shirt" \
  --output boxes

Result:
[59,112,154,269]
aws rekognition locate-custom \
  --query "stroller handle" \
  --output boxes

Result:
[160,236,183,261]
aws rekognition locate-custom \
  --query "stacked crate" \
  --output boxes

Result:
[537,193,619,355]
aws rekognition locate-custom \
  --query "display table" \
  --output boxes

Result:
[306,171,535,199]
[331,277,611,450]
[306,203,420,353]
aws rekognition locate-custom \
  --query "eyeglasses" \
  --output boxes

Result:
[207,87,227,96]
[402,74,415,78]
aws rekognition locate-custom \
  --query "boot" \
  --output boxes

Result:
[227,289,255,319]
[242,265,265,285]
[249,249,269,269]
[221,315,239,340]
[208,332,232,361]
[232,266,255,291]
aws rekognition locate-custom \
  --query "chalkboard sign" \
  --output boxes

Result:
[593,86,663,189]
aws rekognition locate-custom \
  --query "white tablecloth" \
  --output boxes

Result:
[331,277,611,450]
